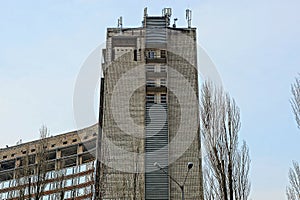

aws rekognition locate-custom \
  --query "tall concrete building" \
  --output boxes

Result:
[98,8,203,199]
[0,8,203,200]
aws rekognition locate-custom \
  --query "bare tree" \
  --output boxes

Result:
[33,125,50,200]
[287,75,300,200]
[200,81,251,200]
[291,75,300,129]
[287,161,300,200]
[54,160,66,200]
[14,125,52,200]
[15,146,31,200]
[234,141,251,200]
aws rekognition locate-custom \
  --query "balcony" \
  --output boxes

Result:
[146,57,166,64]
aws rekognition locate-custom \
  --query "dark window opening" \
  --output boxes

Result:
[146,94,155,103]
[47,162,55,171]
[161,94,167,103]
[134,49,137,61]
[63,141,68,145]
[82,140,96,152]
[63,157,77,168]
[0,160,15,170]
[61,146,78,157]
[46,151,56,161]
[82,153,95,164]
[161,50,166,58]
[72,139,77,143]
[19,155,36,166]
[28,155,35,165]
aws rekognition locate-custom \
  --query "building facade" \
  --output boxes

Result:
[99,8,203,199]
[0,125,98,199]
[0,8,203,200]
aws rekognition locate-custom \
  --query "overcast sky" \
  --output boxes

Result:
[1,0,300,199]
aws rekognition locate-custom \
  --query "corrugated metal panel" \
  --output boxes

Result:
[145,103,169,200]
[146,17,167,48]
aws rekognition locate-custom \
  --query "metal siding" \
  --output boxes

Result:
[146,18,167,48]
[145,103,169,199]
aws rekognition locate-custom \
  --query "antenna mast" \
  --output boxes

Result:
[186,9,192,28]
[118,16,123,32]
[162,8,172,26]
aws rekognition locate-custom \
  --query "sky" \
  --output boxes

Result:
[0,0,300,199]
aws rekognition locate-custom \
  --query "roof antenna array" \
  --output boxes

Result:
[144,7,148,18]
[143,7,148,27]
[118,16,123,32]
[186,9,192,28]
[162,8,172,26]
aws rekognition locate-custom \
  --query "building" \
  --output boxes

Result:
[98,8,203,199]
[0,8,203,200]
[0,125,98,199]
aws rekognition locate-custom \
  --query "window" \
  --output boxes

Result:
[146,65,155,72]
[3,180,9,188]
[146,94,155,103]
[160,79,167,87]
[161,50,166,58]
[79,176,85,184]
[66,167,73,175]
[134,49,137,61]
[146,79,156,87]
[148,51,155,59]
[65,179,73,187]
[78,187,85,196]
[44,183,51,191]
[79,164,87,172]
[161,94,167,103]
[160,65,166,72]
[64,190,72,199]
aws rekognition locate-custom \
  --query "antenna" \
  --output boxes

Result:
[144,7,148,18]
[162,8,172,26]
[186,9,192,28]
[117,16,123,32]
[173,18,178,28]
[143,7,148,27]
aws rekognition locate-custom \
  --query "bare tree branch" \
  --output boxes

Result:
[287,161,300,200]
[287,75,300,200]
[291,75,300,129]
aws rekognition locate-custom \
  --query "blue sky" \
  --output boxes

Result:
[1,0,300,199]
